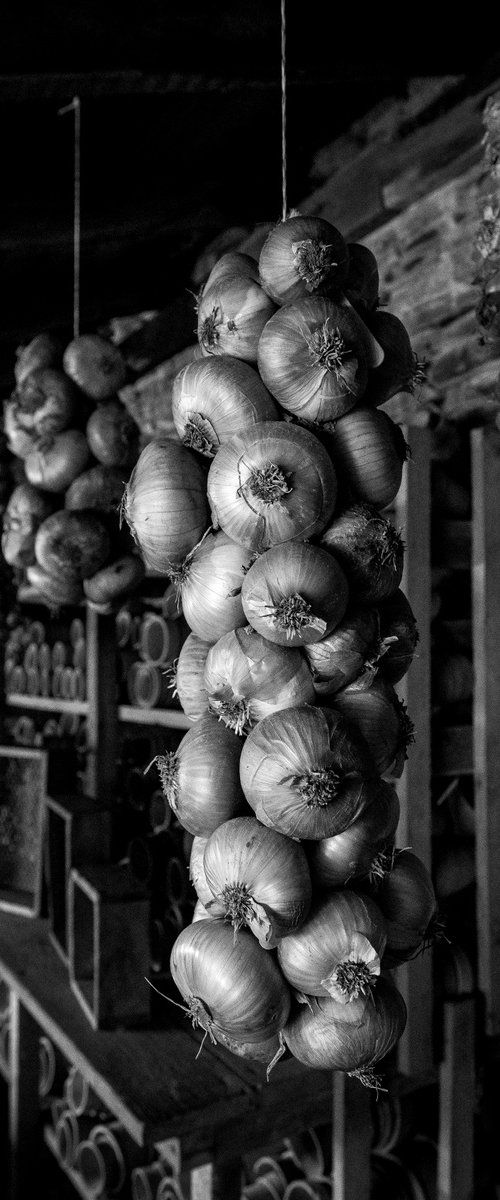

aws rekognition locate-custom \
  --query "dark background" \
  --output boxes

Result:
[2,2,499,384]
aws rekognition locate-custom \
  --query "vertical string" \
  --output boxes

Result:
[281,0,287,220]
[58,96,81,339]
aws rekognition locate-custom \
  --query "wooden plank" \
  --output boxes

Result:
[8,993,42,1200]
[84,609,119,801]
[393,426,434,1076]
[118,706,191,730]
[331,1073,371,1200]
[471,426,500,1036]
[437,997,476,1200]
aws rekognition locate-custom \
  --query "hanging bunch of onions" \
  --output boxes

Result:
[365,849,438,966]
[171,355,280,456]
[63,332,127,400]
[257,297,368,423]
[303,605,382,696]
[207,420,337,552]
[149,711,249,837]
[239,704,380,840]
[258,213,350,305]
[319,503,405,604]
[203,626,316,736]
[173,632,211,721]
[120,438,209,572]
[375,588,419,685]
[364,310,425,407]
[277,888,387,1002]
[34,509,111,582]
[325,406,408,509]
[240,540,349,646]
[167,529,253,644]
[170,918,292,1065]
[201,816,312,948]
[277,975,406,1083]
[86,400,139,468]
[11,367,79,438]
[64,464,126,513]
[330,676,415,778]
[1,483,53,568]
[197,256,276,363]
[343,243,380,315]
[14,332,63,386]
[24,428,91,493]
[307,778,400,889]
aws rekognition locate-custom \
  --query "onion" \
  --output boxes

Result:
[258,214,350,305]
[204,250,259,288]
[319,503,404,604]
[64,464,126,514]
[342,243,380,314]
[364,311,425,407]
[329,677,415,778]
[83,554,145,606]
[1,483,53,568]
[204,626,316,736]
[12,367,79,437]
[86,400,139,468]
[207,421,337,552]
[197,259,276,363]
[280,975,406,1083]
[241,540,349,646]
[173,632,211,721]
[26,562,84,608]
[34,509,111,582]
[239,704,379,840]
[24,428,91,492]
[150,711,249,836]
[277,889,387,1002]
[303,605,380,696]
[168,529,253,643]
[63,333,127,400]
[367,849,438,966]
[375,588,419,685]
[171,355,279,456]
[170,918,291,1062]
[307,778,400,888]
[325,406,408,509]
[14,332,63,386]
[257,297,368,423]
[189,836,225,915]
[3,398,40,459]
[202,815,312,948]
[121,438,210,572]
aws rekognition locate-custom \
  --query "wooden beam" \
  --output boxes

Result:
[437,997,476,1200]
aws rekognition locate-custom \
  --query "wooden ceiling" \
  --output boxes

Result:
[1,3,498,389]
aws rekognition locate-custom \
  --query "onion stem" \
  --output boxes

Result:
[270,593,313,635]
[199,305,222,351]
[241,462,292,505]
[150,752,179,805]
[183,415,218,456]
[333,959,376,1001]
[292,238,334,290]
[307,320,353,385]
[209,694,251,736]
[348,1067,387,1093]
[294,766,343,807]
[368,843,397,884]
[220,882,254,931]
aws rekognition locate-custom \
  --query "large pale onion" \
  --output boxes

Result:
[202,815,312,948]
[239,704,379,840]
[240,540,349,646]
[121,438,209,572]
[197,260,276,363]
[168,529,253,643]
[171,356,279,456]
[207,421,337,552]
[204,626,316,736]
[257,297,368,423]
[277,889,387,1002]
[319,503,404,604]
[258,214,350,305]
[150,711,249,837]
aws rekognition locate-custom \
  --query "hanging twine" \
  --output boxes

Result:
[281,0,287,220]
[58,96,81,339]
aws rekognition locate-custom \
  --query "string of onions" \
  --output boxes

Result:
[277,888,387,1002]
[304,605,386,696]
[329,676,415,778]
[319,503,405,604]
[149,711,249,837]
[274,975,407,1086]
[172,632,211,721]
[325,406,408,510]
[257,296,369,424]
[206,420,338,552]
[365,849,439,966]
[240,540,349,646]
[167,528,253,644]
[169,918,292,1063]
[203,626,316,736]
[171,355,279,456]
[258,213,350,305]
[197,258,276,363]
[202,815,313,948]
[307,778,400,889]
[239,704,380,840]
[120,438,210,572]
